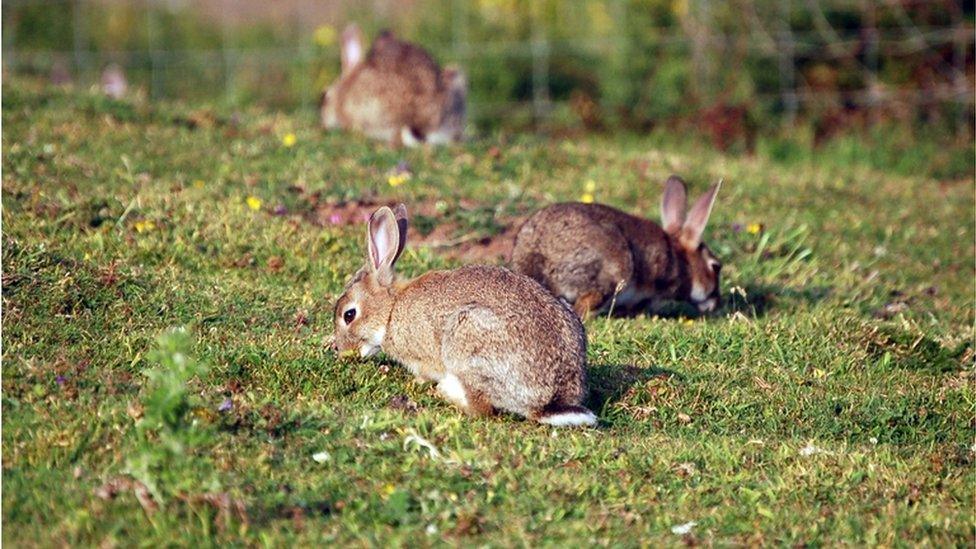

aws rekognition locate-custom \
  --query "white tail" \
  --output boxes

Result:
[538,406,597,427]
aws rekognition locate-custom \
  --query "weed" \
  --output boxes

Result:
[125,329,216,503]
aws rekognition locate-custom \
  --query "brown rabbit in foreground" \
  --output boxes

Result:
[319,24,466,147]
[330,205,597,427]
[511,175,722,318]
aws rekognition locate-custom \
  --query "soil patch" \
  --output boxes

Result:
[414,219,523,263]
[306,197,524,263]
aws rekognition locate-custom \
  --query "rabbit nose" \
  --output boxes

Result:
[326,335,337,352]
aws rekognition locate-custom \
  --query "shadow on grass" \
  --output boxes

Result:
[586,363,679,415]
[863,323,971,373]
[601,283,832,320]
[725,283,832,318]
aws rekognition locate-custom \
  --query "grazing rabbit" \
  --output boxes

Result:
[319,24,466,147]
[330,204,597,427]
[511,175,722,318]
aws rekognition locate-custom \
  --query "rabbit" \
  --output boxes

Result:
[319,24,467,147]
[330,204,597,427]
[511,175,722,318]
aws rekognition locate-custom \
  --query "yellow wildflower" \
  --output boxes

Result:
[746,223,762,235]
[193,179,205,189]
[388,173,411,187]
[313,24,337,47]
[134,220,155,233]
[681,317,695,326]
[586,2,613,34]
[282,133,297,147]
[580,179,596,203]
[672,0,689,18]
[246,196,263,211]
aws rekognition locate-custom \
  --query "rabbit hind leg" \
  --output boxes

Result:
[437,374,494,416]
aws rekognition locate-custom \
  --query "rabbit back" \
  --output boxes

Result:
[513,203,656,315]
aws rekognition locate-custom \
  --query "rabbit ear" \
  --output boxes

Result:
[366,205,406,286]
[661,175,687,234]
[681,180,721,248]
[391,203,409,263]
[341,24,365,74]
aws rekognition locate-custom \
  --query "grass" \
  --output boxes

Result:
[2,78,974,546]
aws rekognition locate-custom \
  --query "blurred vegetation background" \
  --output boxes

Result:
[3,0,974,177]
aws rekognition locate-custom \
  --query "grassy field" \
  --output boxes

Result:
[3,79,974,546]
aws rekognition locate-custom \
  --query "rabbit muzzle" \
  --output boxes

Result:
[696,296,719,313]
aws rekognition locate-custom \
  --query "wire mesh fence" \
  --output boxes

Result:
[3,0,973,134]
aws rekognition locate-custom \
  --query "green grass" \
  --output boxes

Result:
[3,79,974,546]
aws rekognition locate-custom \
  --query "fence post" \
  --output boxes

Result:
[221,0,234,106]
[529,2,550,125]
[145,0,160,99]
[3,1,16,74]
[72,0,87,77]
[296,0,311,115]
[950,1,969,135]
[775,0,797,124]
[451,0,470,121]
[689,0,712,104]
[863,0,879,126]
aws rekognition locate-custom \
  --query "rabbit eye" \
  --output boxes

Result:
[343,308,357,324]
